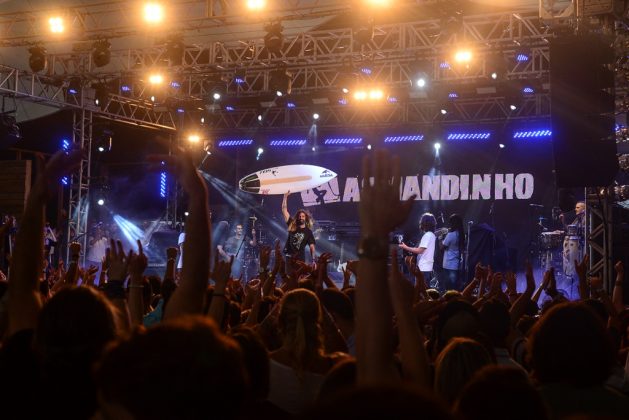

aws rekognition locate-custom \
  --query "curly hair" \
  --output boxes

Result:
[288,209,314,232]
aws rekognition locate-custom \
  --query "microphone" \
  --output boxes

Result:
[529,204,544,208]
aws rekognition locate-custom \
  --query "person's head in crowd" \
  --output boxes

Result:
[426,288,441,300]
[317,358,357,403]
[320,288,354,323]
[516,315,538,337]
[277,289,323,372]
[540,294,569,315]
[227,300,242,329]
[307,384,453,420]
[96,316,248,420]
[343,287,356,308]
[478,298,511,348]
[455,365,549,420]
[34,286,119,418]
[528,302,614,387]
[147,275,162,296]
[582,298,608,323]
[434,337,493,404]
[420,212,437,233]
[229,326,270,401]
[443,290,463,301]
[35,286,118,368]
[297,276,316,292]
[432,299,480,356]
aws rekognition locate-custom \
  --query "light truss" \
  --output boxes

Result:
[67,109,93,266]
[43,10,551,77]
[0,0,347,46]
[586,188,614,290]
[208,94,550,132]
[0,64,176,130]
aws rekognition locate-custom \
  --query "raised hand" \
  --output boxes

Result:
[615,260,624,277]
[259,245,272,271]
[166,246,178,261]
[505,271,517,295]
[106,239,129,281]
[211,255,233,291]
[128,240,148,279]
[359,150,415,238]
[574,253,589,281]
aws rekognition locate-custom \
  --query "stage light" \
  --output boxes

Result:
[499,143,506,149]
[264,22,284,55]
[369,89,384,100]
[246,0,266,11]
[313,113,320,120]
[354,90,367,101]
[367,144,372,150]
[256,147,264,160]
[94,127,113,152]
[225,105,235,111]
[286,102,296,108]
[257,114,263,122]
[150,95,156,102]
[94,84,109,109]
[217,139,254,147]
[233,69,246,85]
[269,139,307,147]
[49,16,64,34]
[28,46,47,73]
[203,140,213,155]
[515,47,531,62]
[440,108,448,115]
[160,172,167,198]
[61,138,70,151]
[213,92,221,100]
[324,137,363,145]
[148,73,164,85]
[384,135,424,143]
[365,0,391,7]
[312,146,316,152]
[486,54,507,80]
[184,211,189,216]
[67,77,82,95]
[434,142,441,150]
[188,134,201,143]
[97,199,105,206]
[513,129,552,138]
[416,77,427,88]
[92,39,111,67]
[522,86,535,94]
[144,3,164,24]
[454,49,473,63]
[270,68,292,97]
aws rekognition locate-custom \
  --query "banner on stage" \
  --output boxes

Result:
[300,173,534,206]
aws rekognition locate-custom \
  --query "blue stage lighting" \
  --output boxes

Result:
[61,138,70,151]
[384,135,424,143]
[522,86,534,94]
[160,172,167,198]
[225,106,235,111]
[269,139,307,146]
[324,137,363,145]
[61,176,69,185]
[217,139,254,147]
[513,129,552,138]
[286,102,296,108]
[446,132,491,140]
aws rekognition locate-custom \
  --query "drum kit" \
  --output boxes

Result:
[538,222,583,278]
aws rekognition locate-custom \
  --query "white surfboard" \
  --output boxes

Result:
[239,164,338,195]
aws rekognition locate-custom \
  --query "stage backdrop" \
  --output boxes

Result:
[205,135,557,272]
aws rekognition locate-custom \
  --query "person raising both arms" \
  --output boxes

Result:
[281,191,316,271]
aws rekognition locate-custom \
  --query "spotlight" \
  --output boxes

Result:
[28,46,47,73]
[312,146,316,151]
[203,140,213,155]
[188,134,201,143]
[97,199,105,206]
[184,211,190,216]
[92,39,111,67]
[247,0,266,11]
[256,147,264,160]
[367,144,372,150]
[486,54,507,81]
[454,49,473,63]
[144,2,164,24]
[264,22,284,55]
[434,142,441,150]
[94,128,113,152]
[93,84,109,109]
[233,69,246,85]
[313,113,320,120]
[257,114,263,122]
[148,73,164,85]
[499,143,506,149]
[514,46,531,62]
[213,92,221,100]
[48,16,64,34]
[416,77,427,88]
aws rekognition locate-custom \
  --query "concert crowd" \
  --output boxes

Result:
[0,148,628,419]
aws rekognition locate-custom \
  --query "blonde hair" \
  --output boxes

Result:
[288,209,314,232]
[277,289,323,375]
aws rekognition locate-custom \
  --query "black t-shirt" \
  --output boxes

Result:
[284,217,315,261]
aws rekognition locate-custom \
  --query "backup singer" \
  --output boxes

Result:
[440,214,464,291]
[281,192,316,268]
[399,212,437,287]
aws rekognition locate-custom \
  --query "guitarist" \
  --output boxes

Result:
[217,223,257,278]
[399,213,438,289]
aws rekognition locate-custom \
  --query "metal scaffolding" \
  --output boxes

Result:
[586,188,615,291]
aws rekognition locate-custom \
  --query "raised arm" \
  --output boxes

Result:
[7,150,81,336]
[356,150,415,386]
[281,191,290,223]
[152,149,211,319]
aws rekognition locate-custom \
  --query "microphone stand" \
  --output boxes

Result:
[465,221,473,281]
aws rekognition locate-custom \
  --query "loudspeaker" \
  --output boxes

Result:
[550,35,618,187]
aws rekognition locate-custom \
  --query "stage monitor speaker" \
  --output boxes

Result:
[550,35,618,188]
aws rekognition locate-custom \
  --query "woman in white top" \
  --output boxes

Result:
[399,213,437,287]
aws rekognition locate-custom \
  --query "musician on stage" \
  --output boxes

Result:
[399,212,437,287]
[440,214,464,291]
[281,192,316,269]
[560,201,586,278]
[559,201,586,236]
[217,223,257,278]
